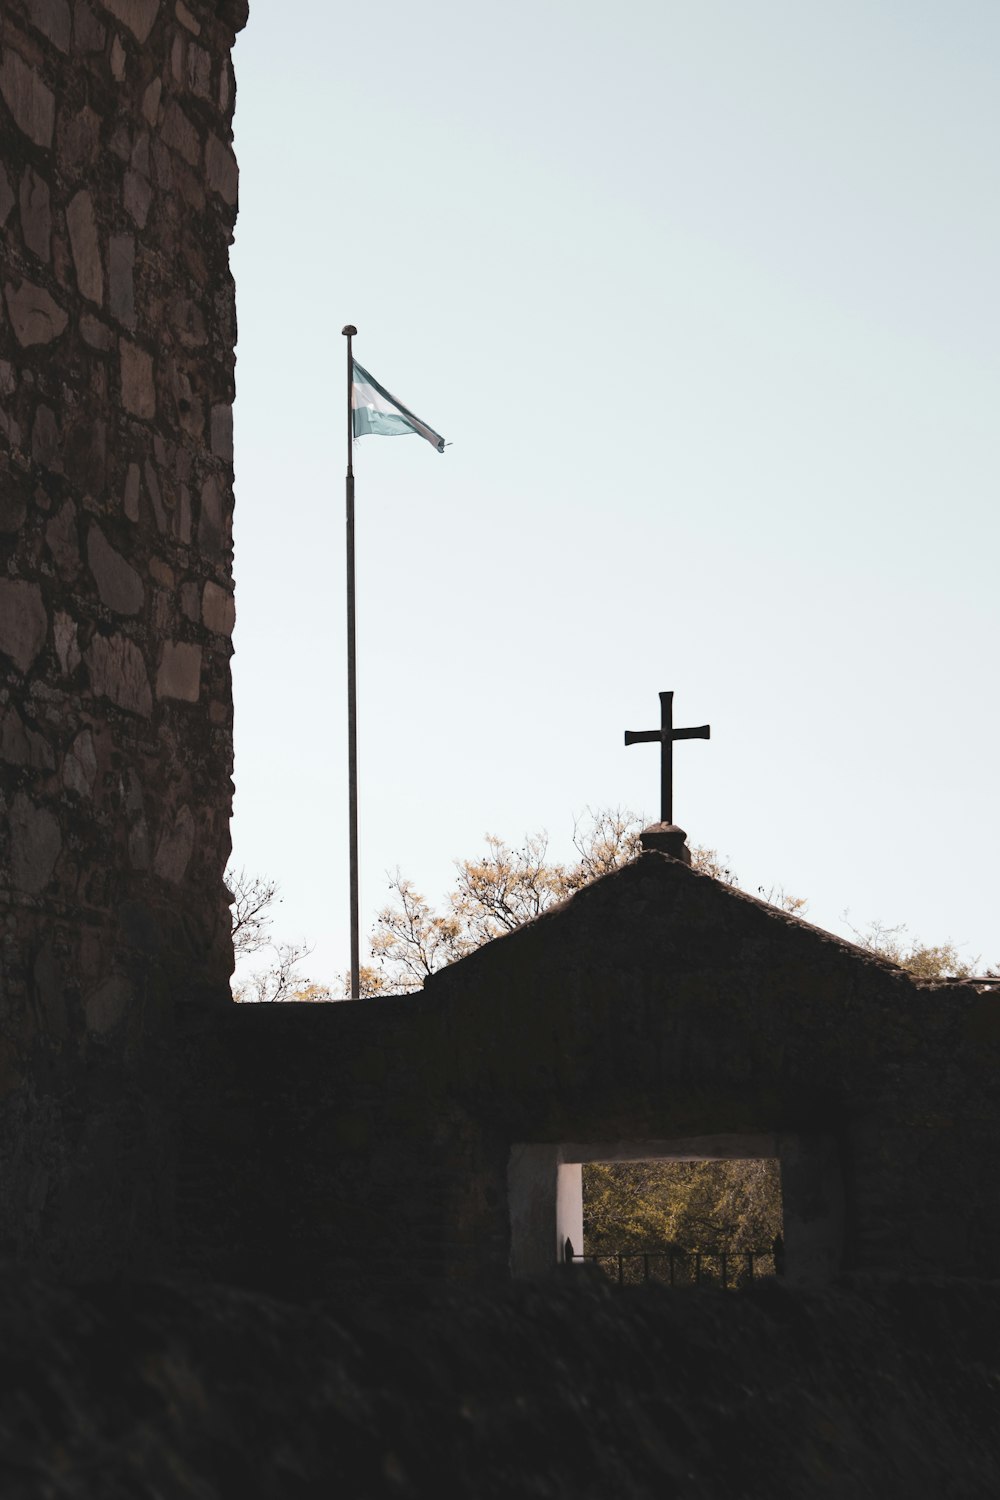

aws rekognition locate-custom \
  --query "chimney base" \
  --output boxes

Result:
[639,823,692,864]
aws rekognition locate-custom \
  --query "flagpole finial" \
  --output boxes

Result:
[342,324,357,337]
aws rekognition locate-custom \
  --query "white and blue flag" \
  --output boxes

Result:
[351,361,446,453]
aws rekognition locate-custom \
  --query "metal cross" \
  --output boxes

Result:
[624,691,710,825]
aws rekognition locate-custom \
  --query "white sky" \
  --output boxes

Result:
[229,0,999,989]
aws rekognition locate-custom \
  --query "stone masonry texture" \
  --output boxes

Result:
[0,0,247,1278]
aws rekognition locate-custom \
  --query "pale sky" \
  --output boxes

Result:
[229,0,999,990]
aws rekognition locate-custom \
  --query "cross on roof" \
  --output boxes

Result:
[624,690,710,826]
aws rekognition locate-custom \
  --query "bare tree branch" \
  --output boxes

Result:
[227,866,280,959]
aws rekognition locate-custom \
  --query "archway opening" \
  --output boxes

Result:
[508,1134,844,1285]
[580,1155,782,1288]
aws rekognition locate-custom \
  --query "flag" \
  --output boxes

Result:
[351,360,446,453]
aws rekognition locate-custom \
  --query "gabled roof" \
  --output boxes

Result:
[417,850,981,1144]
[425,849,919,1000]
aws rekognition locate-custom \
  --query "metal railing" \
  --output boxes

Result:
[564,1238,780,1289]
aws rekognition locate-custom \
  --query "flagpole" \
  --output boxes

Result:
[342,324,360,1001]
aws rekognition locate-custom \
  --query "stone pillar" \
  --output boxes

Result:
[507,1145,585,1276]
[0,0,248,1276]
[778,1133,846,1285]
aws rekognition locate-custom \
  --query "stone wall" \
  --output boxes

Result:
[0,0,247,1276]
[176,856,1000,1298]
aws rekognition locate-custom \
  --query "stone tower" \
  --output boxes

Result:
[0,0,247,1275]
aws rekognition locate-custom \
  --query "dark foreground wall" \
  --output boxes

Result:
[2,1268,1000,1498]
